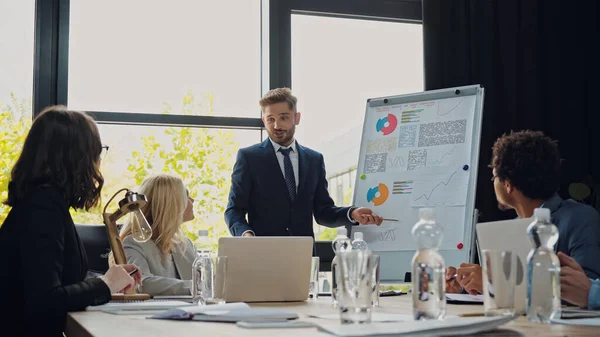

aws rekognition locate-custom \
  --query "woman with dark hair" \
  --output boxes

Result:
[0,106,141,336]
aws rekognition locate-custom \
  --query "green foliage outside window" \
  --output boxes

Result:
[0,92,238,245]
[1,92,352,247]
[316,186,354,241]
[0,94,32,223]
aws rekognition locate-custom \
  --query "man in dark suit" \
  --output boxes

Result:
[445,130,600,295]
[225,88,383,237]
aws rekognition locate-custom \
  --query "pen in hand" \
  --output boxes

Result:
[128,268,138,276]
[361,214,398,222]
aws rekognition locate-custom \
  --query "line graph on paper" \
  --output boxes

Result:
[427,146,458,167]
[437,98,466,116]
[410,170,469,207]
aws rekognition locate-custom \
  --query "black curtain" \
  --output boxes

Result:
[423,0,600,223]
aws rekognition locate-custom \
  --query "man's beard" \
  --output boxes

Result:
[270,126,295,146]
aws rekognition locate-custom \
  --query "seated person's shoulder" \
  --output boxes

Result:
[123,235,159,252]
[561,199,600,226]
[182,237,196,256]
[10,185,68,232]
[179,236,194,250]
[19,184,66,209]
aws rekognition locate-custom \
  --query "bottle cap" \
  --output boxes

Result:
[337,228,347,236]
[419,208,436,221]
[197,229,209,236]
[534,208,551,222]
[354,232,364,240]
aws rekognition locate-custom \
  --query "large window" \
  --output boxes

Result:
[65,0,265,241]
[290,14,423,238]
[12,0,424,244]
[68,0,262,117]
[0,0,35,223]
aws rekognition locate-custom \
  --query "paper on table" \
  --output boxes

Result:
[86,300,193,312]
[446,294,484,303]
[316,315,517,337]
[551,317,600,327]
[308,313,413,322]
[150,302,299,322]
[152,295,194,303]
[560,308,600,319]
[180,302,250,314]
[149,302,250,319]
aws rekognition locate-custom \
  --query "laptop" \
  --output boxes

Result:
[217,236,313,303]
[476,218,532,314]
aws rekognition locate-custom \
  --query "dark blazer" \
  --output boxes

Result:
[225,139,353,237]
[0,185,111,337]
[545,194,600,279]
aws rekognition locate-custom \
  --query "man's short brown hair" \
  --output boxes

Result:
[259,88,297,112]
[489,130,561,200]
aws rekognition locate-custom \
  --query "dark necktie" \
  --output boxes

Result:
[279,147,296,200]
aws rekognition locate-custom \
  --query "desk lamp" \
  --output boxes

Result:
[103,188,153,300]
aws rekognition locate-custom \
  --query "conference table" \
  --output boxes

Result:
[66,295,597,336]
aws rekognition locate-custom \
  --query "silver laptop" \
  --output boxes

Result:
[217,236,313,303]
[476,218,532,314]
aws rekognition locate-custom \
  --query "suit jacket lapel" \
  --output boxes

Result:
[296,142,308,199]
[260,139,293,203]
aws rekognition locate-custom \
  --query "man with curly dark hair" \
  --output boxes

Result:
[489,130,562,215]
[446,130,600,295]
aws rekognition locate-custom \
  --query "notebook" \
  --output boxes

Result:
[86,299,194,314]
[150,302,299,322]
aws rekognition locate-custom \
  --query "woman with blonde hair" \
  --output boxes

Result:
[115,174,196,295]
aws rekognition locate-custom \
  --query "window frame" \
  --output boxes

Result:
[33,0,265,134]
[31,0,423,241]
[33,0,421,126]
[268,0,422,89]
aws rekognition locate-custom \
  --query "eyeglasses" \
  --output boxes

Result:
[101,145,110,161]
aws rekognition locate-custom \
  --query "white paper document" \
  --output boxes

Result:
[316,315,517,337]
[551,309,600,326]
[445,294,484,303]
[178,302,249,314]
[308,313,413,323]
[551,318,600,327]
[86,300,193,312]
[150,302,299,322]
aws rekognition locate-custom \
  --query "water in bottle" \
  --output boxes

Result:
[192,230,214,304]
[411,208,446,320]
[193,229,213,255]
[331,228,351,306]
[351,232,368,251]
[526,208,560,322]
